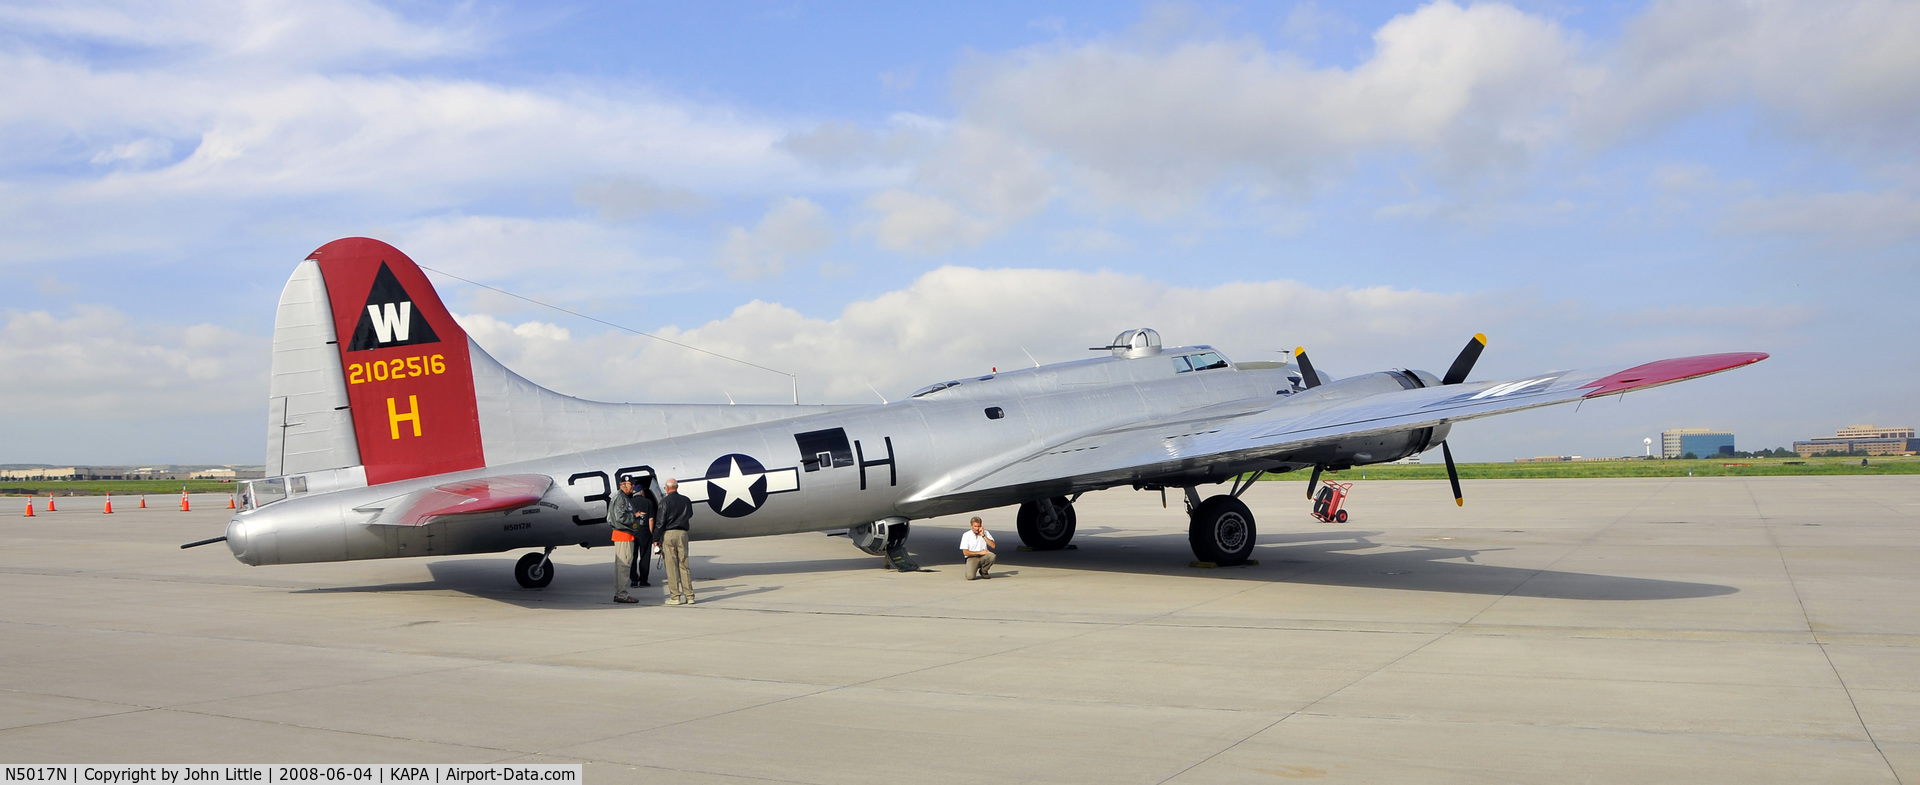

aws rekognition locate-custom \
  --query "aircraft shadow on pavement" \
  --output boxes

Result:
[296,552,879,609]
[961,528,1737,601]
[298,527,1733,606]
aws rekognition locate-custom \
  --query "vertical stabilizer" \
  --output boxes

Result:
[266,261,361,476]
[307,238,486,484]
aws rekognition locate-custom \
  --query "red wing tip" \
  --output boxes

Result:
[1582,352,1768,397]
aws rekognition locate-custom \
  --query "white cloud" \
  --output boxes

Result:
[0,0,484,67]
[573,177,707,220]
[39,72,794,201]
[777,116,939,173]
[716,197,834,279]
[853,123,1056,253]
[951,1,1584,211]
[859,190,998,255]
[878,67,918,96]
[0,305,264,418]
[452,265,1504,406]
[1280,2,1359,46]
[826,0,1920,243]
[0,5,825,231]
[392,215,679,284]
[1726,190,1920,243]
[1049,228,1134,253]
[88,137,174,168]
[1589,0,1920,158]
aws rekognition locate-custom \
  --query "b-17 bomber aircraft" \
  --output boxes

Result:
[188,237,1767,587]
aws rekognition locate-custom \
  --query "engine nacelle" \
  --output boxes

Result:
[847,517,910,556]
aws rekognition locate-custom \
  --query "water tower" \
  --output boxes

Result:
[1644,437,1653,458]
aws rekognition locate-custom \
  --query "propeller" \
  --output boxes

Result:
[1435,333,1486,507]
[1293,347,1321,389]
[1442,333,1487,386]
[1442,442,1463,507]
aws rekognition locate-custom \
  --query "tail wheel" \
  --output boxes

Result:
[1189,495,1257,566]
[1016,497,1077,550]
[514,552,555,589]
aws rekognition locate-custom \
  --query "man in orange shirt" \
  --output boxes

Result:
[608,477,641,604]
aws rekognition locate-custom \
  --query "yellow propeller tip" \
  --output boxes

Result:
[1294,347,1307,356]
[1455,498,1465,507]
[1473,333,1487,345]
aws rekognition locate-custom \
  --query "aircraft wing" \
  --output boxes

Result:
[923,352,1767,501]
[356,474,555,526]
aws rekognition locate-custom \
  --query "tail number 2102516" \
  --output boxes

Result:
[348,354,446,384]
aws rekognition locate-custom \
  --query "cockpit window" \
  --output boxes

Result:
[1171,355,1194,373]
[243,478,287,510]
[1187,351,1229,371]
[910,381,961,398]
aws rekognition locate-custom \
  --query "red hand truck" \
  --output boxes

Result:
[1311,481,1353,523]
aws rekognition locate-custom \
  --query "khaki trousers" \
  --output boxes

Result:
[613,538,636,599]
[663,529,692,602]
[966,552,996,579]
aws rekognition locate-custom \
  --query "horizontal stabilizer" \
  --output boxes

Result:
[358,474,554,527]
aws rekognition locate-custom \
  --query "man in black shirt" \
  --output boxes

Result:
[627,485,657,588]
[658,478,695,605]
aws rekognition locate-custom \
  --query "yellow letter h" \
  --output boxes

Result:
[387,395,422,439]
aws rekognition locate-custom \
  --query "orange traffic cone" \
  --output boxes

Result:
[228,495,236,510]
[47,495,56,512]
[23,500,33,517]
[139,495,147,509]
[180,491,190,512]
[104,493,113,514]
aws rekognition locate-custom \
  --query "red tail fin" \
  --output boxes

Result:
[308,238,484,485]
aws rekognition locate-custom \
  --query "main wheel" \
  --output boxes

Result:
[514,551,555,589]
[1189,495,1257,566]
[1016,497,1077,550]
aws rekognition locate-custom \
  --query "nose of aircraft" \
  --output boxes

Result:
[225,515,259,565]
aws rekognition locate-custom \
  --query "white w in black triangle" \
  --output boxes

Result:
[348,262,441,351]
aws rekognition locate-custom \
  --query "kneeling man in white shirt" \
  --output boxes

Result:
[960,516,996,580]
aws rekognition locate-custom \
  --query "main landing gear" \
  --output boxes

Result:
[514,546,556,588]
[1016,496,1077,550]
[1187,495,1257,565]
[1014,485,1258,565]
[1182,473,1262,566]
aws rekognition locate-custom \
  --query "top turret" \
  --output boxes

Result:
[1109,328,1162,358]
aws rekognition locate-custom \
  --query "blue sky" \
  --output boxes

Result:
[1,0,1915,465]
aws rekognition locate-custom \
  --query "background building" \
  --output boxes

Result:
[1794,425,1919,457]
[0,465,266,481]
[1662,429,1735,458]
[0,467,127,481]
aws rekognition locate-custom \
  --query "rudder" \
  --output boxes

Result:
[307,238,485,485]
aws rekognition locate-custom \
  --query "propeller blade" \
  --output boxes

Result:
[1441,333,1487,385]
[1308,464,1323,499]
[1442,441,1463,507]
[180,536,227,549]
[1294,347,1321,389]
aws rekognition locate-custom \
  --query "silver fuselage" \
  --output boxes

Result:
[226,349,1444,566]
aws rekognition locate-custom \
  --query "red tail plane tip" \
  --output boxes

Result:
[1581,352,1769,398]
